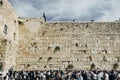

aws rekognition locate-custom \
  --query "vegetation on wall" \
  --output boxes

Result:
[113,63,119,70]
[26,64,30,68]
[67,64,74,70]
[90,63,95,70]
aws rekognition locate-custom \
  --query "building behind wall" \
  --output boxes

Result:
[0,0,120,72]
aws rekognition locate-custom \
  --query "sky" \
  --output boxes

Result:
[9,0,120,21]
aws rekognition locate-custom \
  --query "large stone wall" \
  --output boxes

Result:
[16,19,120,70]
[0,0,120,71]
[0,0,19,73]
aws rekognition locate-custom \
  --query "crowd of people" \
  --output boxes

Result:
[1,69,120,80]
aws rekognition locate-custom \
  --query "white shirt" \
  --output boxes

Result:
[105,73,109,80]
[118,73,120,78]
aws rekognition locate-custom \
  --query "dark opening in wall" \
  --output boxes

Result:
[35,46,37,48]
[60,28,63,31]
[89,56,92,61]
[39,57,42,60]
[86,24,89,28]
[48,57,52,61]
[102,49,107,54]
[38,57,42,62]
[26,20,28,22]
[0,1,3,6]
[117,57,120,62]
[3,24,7,34]
[18,20,24,25]
[85,44,87,47]
[79,50,86,54]
[14,32,16,40]
[75,43,78,47]
[48,46,51,51]
[54,46,60,52]
[0,53,3,58]
[42,32,45,35]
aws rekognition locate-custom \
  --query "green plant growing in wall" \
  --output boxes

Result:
[26,64,30,68]
[67,64,74,70]
[113,63,119,70]
[90,63,95,70]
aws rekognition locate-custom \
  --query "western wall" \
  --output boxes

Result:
[0,0,19,73]
[0,0,120,72]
